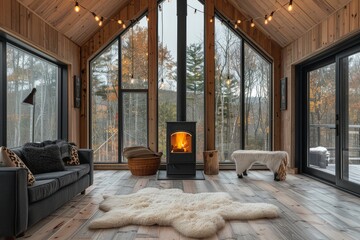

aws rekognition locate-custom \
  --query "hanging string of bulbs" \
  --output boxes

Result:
[73,0,131,28]
[73,0,294,29]
[187,0,294,29]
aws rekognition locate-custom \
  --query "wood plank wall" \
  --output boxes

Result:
[282,0,360,170]
[79,0,282,157]
[0,0,81,144]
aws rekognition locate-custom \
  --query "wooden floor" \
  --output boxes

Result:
[19,170,360,240]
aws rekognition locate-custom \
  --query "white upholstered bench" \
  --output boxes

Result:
[231,150,288,181]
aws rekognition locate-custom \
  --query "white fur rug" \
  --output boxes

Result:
[89,188,279,238]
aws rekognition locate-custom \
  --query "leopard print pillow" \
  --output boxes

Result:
[66,145,80,165]
[0,146,36,186]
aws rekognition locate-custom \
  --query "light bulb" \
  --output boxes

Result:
[237,19,241,24]
[122,23,126,29]
[74,2,80,12]
[210,18,213,23]
[235,24,238,29]
[117,19,123,25]
[250,19,255,28]
[93,13,100,21]
[98,17,103,26]
[268,12,274,21]
[288,0,293,11]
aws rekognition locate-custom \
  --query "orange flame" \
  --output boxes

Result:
[171,132,192,153]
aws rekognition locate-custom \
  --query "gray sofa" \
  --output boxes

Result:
[0,148,93,238]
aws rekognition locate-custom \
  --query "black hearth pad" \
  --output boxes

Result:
[157,170,205,180]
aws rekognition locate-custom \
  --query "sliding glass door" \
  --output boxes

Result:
[338,49,360,190]
[307,62,336,178]
[302,44,360,194]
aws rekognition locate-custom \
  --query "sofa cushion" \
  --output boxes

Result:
[22,145,65,174]
[66,145,80,166]
[27,179,59,203]
[0,146,35,186]
[24,140,73,163]
[65,164,90,179]
[35,171,78,188]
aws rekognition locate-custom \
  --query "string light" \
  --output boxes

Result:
[268,11,274,21]
[98,17,103,26]
[72,1,134,29]
[70,1,295,31]
[74,2,80,12]
[226,76,231,86]
[92,12,100,22]
[250,19,255,27]
[186,1,295,29]
[288,0,293,11]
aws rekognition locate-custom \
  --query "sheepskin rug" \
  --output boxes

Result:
[89,188,279,238]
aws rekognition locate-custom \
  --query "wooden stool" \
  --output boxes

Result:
[203,150,219,175]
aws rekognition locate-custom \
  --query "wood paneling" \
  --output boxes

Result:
[17,0,129,46]
[205,0,215,151]
[148,0,158,152]
[228,0,351,47]
[15,0,352,48]
[19,170,360,239]
[0,0,81,145]
[282,0,360,170]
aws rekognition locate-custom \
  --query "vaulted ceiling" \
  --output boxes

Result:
[17,0,352,47]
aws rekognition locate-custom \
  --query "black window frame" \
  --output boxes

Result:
[214,13,274,155]
[0,33,68,147]
[89,14,149,164]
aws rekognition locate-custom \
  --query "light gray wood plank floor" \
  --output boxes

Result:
[19,170,360,240]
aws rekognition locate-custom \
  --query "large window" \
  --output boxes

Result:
[158,0,178,162]
[215,18,272,162]
[90,16,148,163]
[2,40,66,148]
[244,43,271,150]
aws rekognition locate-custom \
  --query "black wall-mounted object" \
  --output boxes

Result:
[74,75,81,108]
[280,77,287,111]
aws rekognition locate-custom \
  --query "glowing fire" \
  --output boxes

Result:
[171,131,192,153]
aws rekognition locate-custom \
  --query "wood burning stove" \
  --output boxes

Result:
[166,122,196,175]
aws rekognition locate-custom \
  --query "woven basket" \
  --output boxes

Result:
[128,155,161,176]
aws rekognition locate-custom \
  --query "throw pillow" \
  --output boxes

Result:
[22,144,65,174]
[0,146,35,186]
[55,140,72,162]
[66,145,80,165]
